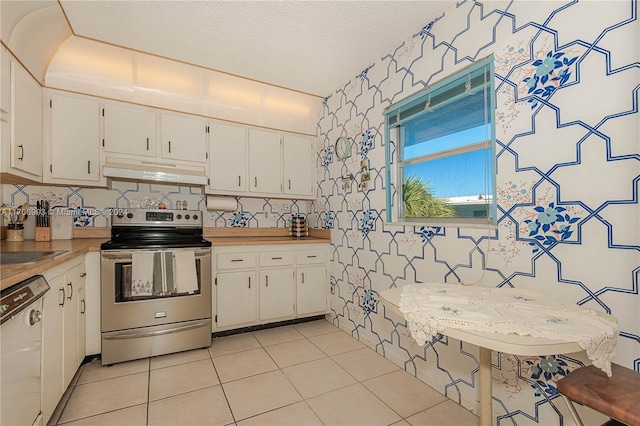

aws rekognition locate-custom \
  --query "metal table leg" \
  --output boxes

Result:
[479,347,492,426]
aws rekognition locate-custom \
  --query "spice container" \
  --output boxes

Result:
[289,215,308,238]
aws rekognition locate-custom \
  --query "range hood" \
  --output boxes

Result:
[103,159,207,186]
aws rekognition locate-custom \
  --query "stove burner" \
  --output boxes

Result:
[101,208,211,250]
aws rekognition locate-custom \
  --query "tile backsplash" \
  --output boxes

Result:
[1,181,313,229]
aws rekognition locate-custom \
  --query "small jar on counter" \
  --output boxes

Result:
[6,223,24,242]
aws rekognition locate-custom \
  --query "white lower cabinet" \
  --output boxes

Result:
[216,270,257,328]
[296,266,328,315]
[260,268,294,321]
[41,257,86,425]
[213,244,329,332]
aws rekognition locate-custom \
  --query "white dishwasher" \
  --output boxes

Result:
[1,275,50,426]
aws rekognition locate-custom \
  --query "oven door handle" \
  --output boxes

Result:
[101,250,210,260]
[102,320,211,340]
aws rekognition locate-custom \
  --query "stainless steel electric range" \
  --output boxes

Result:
[100,208,211,365]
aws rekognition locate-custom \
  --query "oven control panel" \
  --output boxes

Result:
[112,209,203,227]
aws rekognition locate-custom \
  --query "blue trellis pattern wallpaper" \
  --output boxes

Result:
[311,1,638,425]
[1,1,638,424]
[1,181,312,231]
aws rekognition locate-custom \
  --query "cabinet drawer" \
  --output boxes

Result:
[296,249,326,264]
[259,251,294,267]
[217,252,256,270]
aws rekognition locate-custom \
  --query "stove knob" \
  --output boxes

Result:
[127,213,134,219]
[116,212,124,218]
[193,214,198,220]
[176,214,182,219]
[185,214,190,219]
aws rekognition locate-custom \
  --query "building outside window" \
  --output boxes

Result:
[384,56,496,226]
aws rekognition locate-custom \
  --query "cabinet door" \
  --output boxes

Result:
[10,60,42,177]
[216,271,257,328]
[77,277,87,364]
[0,47,9,153]
[296,266,328,315]
[41,275,65,425]
[62,267,80,388]
[248,129,281,194]
[161,114,208,163]
[50,94,100,182]
[283,134,313,197]
[260,268,294,321]
[209,123,247,192]
[103,102,156,157]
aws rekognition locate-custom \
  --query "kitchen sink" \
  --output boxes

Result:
[0,250,67,265]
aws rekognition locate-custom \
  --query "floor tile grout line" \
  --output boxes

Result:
[145,357,151,426]
[208,344,239,425]
[55,402,149,426]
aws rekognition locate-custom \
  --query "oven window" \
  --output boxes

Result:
[114,257,202,302]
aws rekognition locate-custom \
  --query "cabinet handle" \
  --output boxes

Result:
[248,276,251,289]
[67,282,73,300]
[18,145,24,161]
[307,255,317,258]
[238,176,241,187]
[271,257,282,260]
[81,299,86,314]
[231,259,244,262]
[146,137,149,150]
[302,273,305,284]
[289,179,291,190]
[168,140,171,153]
[59,287,65,307]
[87,161,91,174]
[266,275,269,287]
[254,177,257,188]
[80,272,87,277]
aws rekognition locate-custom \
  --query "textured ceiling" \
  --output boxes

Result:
[59,1,456,97]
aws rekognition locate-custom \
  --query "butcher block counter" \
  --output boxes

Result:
[204,227,331,246]
[1,227,330,290]
[0,238,105,290]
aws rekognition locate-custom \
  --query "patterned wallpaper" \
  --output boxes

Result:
[1,181,312,230]
[312,0,639,425]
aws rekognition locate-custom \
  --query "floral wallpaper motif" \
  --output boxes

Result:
[230,212,249,228]
[359,130,374,159]
[322,211,334,230]
[415,226,442,243]
[524,355,571,397]
[360,288,378,315]
[524,51,578,109]
[524,202,580,253]
[360,210,375,237]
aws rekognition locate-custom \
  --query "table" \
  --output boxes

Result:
[379,286,615,426]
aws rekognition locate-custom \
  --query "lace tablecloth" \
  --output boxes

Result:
[399,283,619,376]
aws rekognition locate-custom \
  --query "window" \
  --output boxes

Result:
[384,57,496,226]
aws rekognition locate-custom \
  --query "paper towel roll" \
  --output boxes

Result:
[206,196,238,211]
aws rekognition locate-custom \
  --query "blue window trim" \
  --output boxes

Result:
[384,56,496,225]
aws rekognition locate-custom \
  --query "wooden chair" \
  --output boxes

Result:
[557,363,640,426]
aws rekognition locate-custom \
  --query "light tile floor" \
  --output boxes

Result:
[51,319,479,426]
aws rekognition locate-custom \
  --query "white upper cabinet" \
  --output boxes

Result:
[103,102,156,157]
[160,113,208,163]
[11,61,43,178]
[209,122,247,193]
[47,92,102,184]
[248,129,282,194]
[283,134,314,197]
[1,46,43,182]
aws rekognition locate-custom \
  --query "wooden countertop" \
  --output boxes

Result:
[1,228,331,291]
[0,239,105,291]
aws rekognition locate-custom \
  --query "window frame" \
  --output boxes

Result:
[384,57,497,228]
